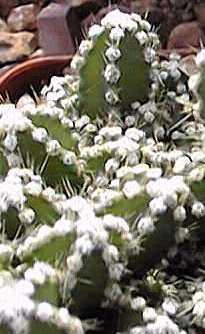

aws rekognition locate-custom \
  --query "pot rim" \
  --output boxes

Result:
[0,55,73,102]
[0,55,73,83]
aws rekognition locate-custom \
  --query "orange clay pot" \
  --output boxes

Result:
[0,55,72,102]
[0,50,198,103]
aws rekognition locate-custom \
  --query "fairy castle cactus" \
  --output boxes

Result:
[76,11,152,118]
[2,8,205,334]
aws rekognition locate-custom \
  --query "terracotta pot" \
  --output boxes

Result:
[0,55,72,102]
[0,49,197,103]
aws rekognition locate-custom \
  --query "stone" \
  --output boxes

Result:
[169,0,188,8]
[179,55,198,77]
[37,2,82,55]
[159,47,197,60]
[0,19,9,32]
[167,21,205,50]
[194,3,205,29]
[29,49,44,59]
[72,0,106,21]
[159,0,169,8]
[7,4,38,32]
[0,32,37,64]
[0,0,17,18]
[134,0,157,8]
[181,9,194,22]
[132,0,156,13]
[160,11,178,47]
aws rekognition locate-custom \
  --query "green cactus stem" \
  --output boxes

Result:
[70,251,108,315]
[78,32,108,119]
[17,131,81,188]
[31,114,77,151]
[198,64,205,108]
[78,26,150,119]
[34,278,60,306]
[118,32,150,108]
[30,321,65,334]
[128,211,177,277]
[0,150,8,177]
[1,207,22,240]
[97,193,148,218]
[18,227,74,264]
[0,326,10,334]
[27,195,59,226]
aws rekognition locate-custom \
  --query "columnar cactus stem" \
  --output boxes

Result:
[75,10,153,119]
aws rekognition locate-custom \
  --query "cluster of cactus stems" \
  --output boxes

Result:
[2,9,205,334]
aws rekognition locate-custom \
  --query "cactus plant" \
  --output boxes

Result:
[2,8,205,334]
